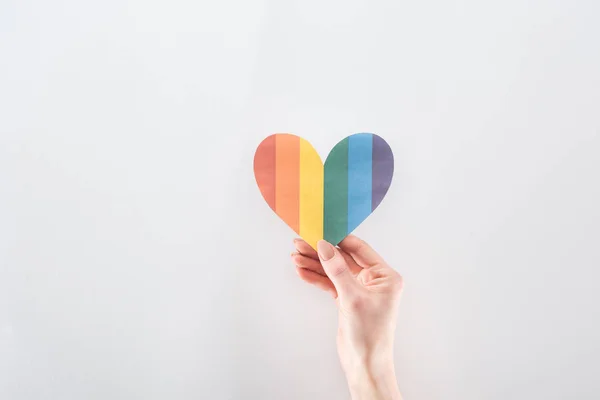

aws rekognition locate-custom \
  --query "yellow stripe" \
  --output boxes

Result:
[299,139,324,250]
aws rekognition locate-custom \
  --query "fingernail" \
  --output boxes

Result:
[317,240,334,261]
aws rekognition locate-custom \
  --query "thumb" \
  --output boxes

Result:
[317,240,359,297]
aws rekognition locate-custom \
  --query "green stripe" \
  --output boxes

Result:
[324,138,349,245]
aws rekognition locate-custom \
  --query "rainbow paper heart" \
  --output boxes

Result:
[254,133,394,249]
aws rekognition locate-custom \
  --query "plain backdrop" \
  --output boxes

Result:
[1,1,599,399]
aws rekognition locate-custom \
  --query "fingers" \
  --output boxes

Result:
[293,238,319,260]
[294,238,362,275]
[291,252,326,276]
[295,267,337,298]
[338,235,385,269]
[338,248,364,276]
[316,240,360,297]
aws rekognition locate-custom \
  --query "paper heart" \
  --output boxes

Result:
[254,133,394,249]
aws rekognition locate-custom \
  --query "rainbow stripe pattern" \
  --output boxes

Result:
[254,133,394,249]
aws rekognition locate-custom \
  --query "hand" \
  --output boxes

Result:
[292,236,404,400]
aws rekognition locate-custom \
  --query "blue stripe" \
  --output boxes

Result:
[347,133,373,233]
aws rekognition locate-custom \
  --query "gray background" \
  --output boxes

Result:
[1,0,599,399]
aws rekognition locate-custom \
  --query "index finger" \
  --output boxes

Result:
[337,235,384,269]
[293,238,319,260]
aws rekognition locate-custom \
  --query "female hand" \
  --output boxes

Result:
[292,236,404,400]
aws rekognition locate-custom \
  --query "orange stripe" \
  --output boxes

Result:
[253,135,276,210]
[275,134,300,233]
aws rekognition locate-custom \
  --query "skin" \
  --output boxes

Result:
[291,235,404,400]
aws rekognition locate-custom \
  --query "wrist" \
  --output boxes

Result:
[345,358,402,400]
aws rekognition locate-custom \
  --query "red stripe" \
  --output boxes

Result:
[254,135,277,210]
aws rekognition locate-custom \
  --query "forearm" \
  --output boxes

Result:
[346,360,402,400]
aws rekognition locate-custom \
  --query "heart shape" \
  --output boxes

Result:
[254,133,394,249]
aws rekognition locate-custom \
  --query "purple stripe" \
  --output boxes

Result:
[371,135,394,211]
